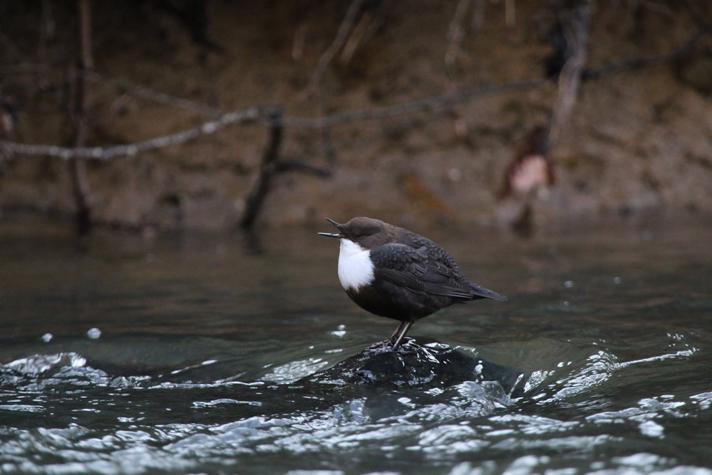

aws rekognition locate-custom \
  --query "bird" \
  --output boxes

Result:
[318,217,506,349]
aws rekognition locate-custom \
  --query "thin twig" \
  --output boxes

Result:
[87,71,220,116]
[582,26,711,80]
[548,2,591,147]
[69,0,94,234]
[286,78,549,128]
[0,108,261,160]
[305,0,365,96]
[240,109,284,230]
[445,0,473,73]
[0,27,708,161]
[339,11,377,64]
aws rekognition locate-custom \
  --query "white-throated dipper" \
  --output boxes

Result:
[319,217,506,349]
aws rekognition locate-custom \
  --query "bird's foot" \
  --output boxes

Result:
[371,337,413,353]
[364,340,396,356]
[390,336,416,352]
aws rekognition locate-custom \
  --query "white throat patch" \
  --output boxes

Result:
[337,239,375,291]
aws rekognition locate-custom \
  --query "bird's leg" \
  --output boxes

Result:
[391,321,414,350]
[387,321,406,345]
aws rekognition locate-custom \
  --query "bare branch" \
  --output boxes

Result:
[582,26,711,80]
[87,72,219,116]
[69,0,94,234]
[286,78,550,128]
[240,110,331,230]
[240,109,284,230]
[548,2,591,147]
[0,26,707,162]
[305,0,365,95]
[339,11,378,64]
[79,0,93,70]
[445,0,473,73]
[0,108,261,160]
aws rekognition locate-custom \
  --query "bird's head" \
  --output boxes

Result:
[318,216,390,249]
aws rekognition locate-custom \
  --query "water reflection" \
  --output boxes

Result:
[1,220,711,473]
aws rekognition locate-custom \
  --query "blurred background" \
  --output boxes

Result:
[0,0,710,235]
[2,3,712,473]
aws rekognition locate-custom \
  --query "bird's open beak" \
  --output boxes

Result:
[317,217,342,238]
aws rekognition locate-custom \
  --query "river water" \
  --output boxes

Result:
[0,218,711,474]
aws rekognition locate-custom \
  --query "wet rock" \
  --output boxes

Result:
[306,338,526,397]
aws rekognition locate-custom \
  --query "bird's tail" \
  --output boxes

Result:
[470,282,507,302]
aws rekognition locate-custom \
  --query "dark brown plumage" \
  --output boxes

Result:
[319,217,505,348]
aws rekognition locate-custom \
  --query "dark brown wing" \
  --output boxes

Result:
[370,243,475,300]
[397,230,463,273]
